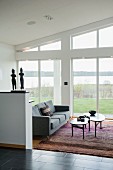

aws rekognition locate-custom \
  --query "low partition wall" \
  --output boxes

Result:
[0,91,32,149]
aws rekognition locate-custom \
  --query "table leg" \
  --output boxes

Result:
[72,125,73,137]
[83,125,84,139]
[89,120,90,131]
[95,122,96,137]
[100,122,102,129]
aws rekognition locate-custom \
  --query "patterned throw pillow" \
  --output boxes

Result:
[40,104,53,116]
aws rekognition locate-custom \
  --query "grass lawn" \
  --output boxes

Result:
[74,98,113,114]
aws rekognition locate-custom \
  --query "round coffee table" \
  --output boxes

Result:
[70,118,90,139]
[84,113,105,137]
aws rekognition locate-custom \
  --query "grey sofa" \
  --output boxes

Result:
[32,100,70,136]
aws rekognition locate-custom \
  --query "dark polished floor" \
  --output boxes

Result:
[0,147,113,170]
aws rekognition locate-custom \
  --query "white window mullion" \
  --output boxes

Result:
[96,58,99,112]
[38,60,41,102]
[54,60,61,104]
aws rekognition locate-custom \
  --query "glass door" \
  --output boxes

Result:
[19,60,61,105]
[99,58,113,117]
[40,60,61,104]
[40,60,54,102]
[19,61,39,104]
[73,58,96,115]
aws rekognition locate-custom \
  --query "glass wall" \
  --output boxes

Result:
[72,31,97,49]
[19,61,39,103]
[40,41,61,51]
[73,57,113,117]
[73,59,96,113]
[40,60,54,102]
[99,26,113,47]
[19,60,61,105]
[99,58,113,114]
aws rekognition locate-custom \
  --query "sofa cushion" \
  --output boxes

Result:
[50,119,59,129]
[51,115,65,123]
[36,102,46,115]
[40,104,53,116]
[40,106,50,116]
[54,111,70,120]
[45,100,55,113]
[45,103,53,116]
[32,105,41,116]
[37,102,46,109]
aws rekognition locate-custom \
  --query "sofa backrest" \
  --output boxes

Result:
[32,102,46,116]
[32,100,55,116]
[45,100,55,113]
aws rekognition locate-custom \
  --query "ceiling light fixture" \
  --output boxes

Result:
[27,21,36,25]
[44,15,53,21]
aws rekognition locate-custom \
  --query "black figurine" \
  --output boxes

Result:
[11,69,16,90]
[19,68,24,89]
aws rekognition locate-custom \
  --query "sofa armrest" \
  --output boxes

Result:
[54,105,69,112]
[32,116,51,136]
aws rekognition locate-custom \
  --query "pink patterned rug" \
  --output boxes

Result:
[35,120,113,158]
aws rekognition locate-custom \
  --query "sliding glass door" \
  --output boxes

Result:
[99,58,113,115]
[19,60,61,105]
[40,60,54,102]
[73,59,96,114]
[19,61,39,103]
[73,57,113,118]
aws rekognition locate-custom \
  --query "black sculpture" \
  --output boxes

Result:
[11,69,16,90]
[19,67,24,89]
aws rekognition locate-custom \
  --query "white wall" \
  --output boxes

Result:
[0,43,16,90]
[0,92,32,149]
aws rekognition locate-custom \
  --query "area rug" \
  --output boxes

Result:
[34,120,113,158]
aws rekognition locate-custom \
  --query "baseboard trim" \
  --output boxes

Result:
[0,143,25,149]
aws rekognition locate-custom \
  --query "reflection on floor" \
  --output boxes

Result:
[1,147,113,170]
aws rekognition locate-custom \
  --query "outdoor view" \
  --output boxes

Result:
[19,61,39,104]
[19,57,113,116]
[99,58,113,115]
[19,60,61,105]
[73,58,113,115]
[73,59,96,113]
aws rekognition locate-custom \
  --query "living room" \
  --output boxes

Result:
[1,1,113,169]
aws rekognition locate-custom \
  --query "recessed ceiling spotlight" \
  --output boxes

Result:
[27,21,36,25]
[44,15,53,20]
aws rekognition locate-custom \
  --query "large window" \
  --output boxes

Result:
[73,57,113,117]
[19,60,61,105]
[40,60,61,103]
[72,25,113,49]
[73,59,96,114]
[99,58,113,114]
[40,41,61,51]
[72,31,97,49]
[99,26,113,47]
[23,47,38,52]
[40,60,54,102]
[19,61,39,103]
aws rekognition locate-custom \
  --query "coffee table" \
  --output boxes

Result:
[84,113,105,137]
[70,118,90,139]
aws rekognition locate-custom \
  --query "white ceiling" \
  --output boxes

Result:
[0,0,113,45]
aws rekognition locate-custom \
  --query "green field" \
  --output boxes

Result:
[74,98,113,114]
